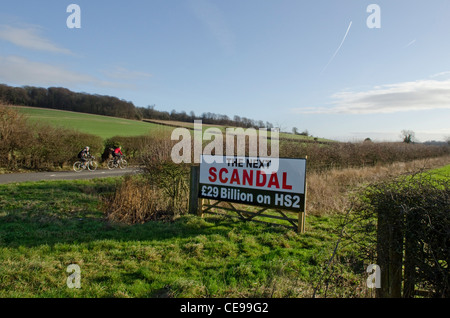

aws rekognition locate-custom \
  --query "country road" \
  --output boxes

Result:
[0,167,144,185]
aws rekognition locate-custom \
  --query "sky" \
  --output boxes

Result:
[0,0,449,142]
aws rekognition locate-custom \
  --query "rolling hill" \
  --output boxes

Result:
[13,106,172,139]
[11,105,334,143]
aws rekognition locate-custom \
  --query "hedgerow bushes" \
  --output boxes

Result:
[280,140,450,171]
[0,105,102,170]
[101,143,190,223]
[103,131,174,163]
[331,171,450,298]
[101,175,171,224]
[2,104,449,173]
[101,160,190,224]
[102,131,449,170]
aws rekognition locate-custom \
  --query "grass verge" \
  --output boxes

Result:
[2,163,447,298]
[0,178,366,298]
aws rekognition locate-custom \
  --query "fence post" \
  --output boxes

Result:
[390,216,403,298]
[189,165,201,215]
[298,212,305,233]
[376,207,403,298]
[376,208,389,298]
[403,208,417,298]
[298,155,307,233]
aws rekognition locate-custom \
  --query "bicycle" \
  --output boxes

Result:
[73,156,98,172]
[107,156,128,170]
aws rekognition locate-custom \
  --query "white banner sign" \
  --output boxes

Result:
[199,155,307,212]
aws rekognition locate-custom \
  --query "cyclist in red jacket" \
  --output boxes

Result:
[113,146,123,163]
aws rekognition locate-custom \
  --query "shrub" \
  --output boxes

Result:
[101,175,171,224]
[344,172,450,297]
[143,159,190,217]
[0,105,34,169]
[280,140,450,171]
[104,131,173,163]
[0,105,103,170]
[27,125,103,169]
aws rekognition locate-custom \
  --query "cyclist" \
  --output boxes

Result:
[78,146,91,166]
[113,146,123,163]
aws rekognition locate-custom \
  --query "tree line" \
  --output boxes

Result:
[137,105,274,129]
[0,84,137,119]
[0,84,274,129]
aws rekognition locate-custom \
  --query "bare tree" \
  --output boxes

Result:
[401,130,415,144]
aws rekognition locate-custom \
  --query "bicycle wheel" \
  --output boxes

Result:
[107,159,116,170]
[88,160,98,171]
[73,161,84,172]
[118,159,128,169]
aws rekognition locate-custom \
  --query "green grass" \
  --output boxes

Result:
[397,164,450,190]
[426,164,450,180]
[0,177,360,298]
[146,118,334,143]
[14,106,334,143]
[14,106,173,139]
[3,165,447,297]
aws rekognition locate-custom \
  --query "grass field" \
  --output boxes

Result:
[13,106,173,139]
[13,106,332,142]
[0,177,360,298]
[145,118,334,143]
[0,163,448,298]
[426,163,450,180]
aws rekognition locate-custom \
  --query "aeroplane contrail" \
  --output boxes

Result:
[321,21,353,75]
[405,39,416,48]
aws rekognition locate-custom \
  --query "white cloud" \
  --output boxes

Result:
[0,55,132,89]
[430,71,450,78]
[292,79,450,114]
[0,24,72,55]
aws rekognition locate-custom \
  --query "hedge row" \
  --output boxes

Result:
[1,105,103,170]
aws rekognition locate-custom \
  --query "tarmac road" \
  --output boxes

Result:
[0,167,143,185]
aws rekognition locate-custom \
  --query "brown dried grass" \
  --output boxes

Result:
[306,156,450,215]
[102,176,171,224]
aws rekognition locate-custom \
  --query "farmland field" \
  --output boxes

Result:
[144,118,334,143]
[13,106,173,139]
[11,105,332,142]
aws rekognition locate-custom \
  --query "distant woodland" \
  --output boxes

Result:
[0,84,273,129]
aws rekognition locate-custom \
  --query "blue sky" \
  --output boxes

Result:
[1,0,449,142]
